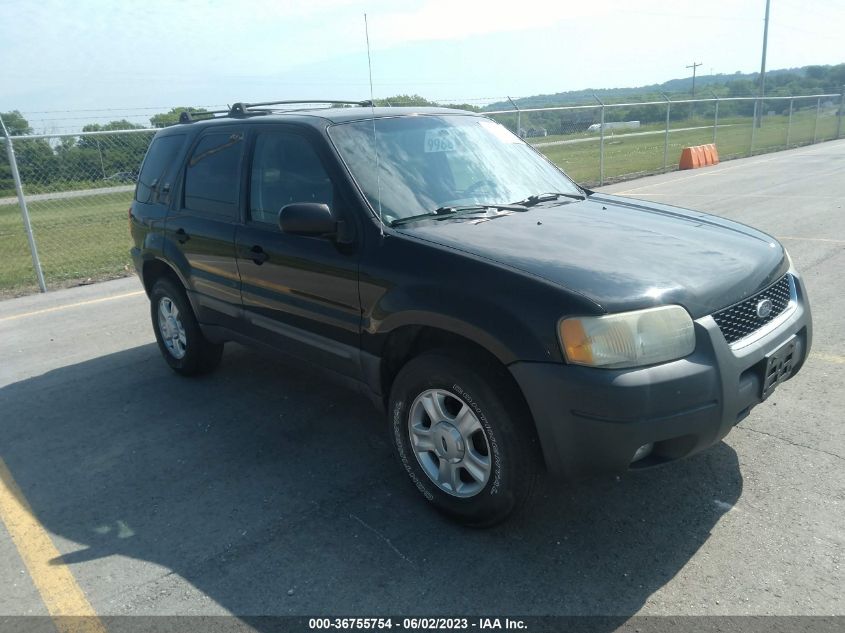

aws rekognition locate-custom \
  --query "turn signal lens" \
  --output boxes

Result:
[559,305,695,368]
[560,318,592,364]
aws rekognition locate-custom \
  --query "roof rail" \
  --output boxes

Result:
[178,109,229,124]
[228,99,372,115]
[177,100,373,124]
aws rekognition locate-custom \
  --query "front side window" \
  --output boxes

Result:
[184,131,244,217]
[328,115,581,224]
[249,131,334,225]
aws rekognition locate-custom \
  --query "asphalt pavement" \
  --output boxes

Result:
[0,140,843,624]
[0,184,134,207]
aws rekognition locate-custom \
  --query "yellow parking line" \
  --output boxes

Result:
[0,458,107,633]
[812,352,845,364]
[0,291,144,323]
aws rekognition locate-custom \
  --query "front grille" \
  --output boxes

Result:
[712,275,792,344]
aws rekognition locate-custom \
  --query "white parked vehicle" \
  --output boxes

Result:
[587,121,641,133]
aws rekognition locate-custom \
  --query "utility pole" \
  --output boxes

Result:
[686,62,703,98]
[757,0,771,127]
[687,61,702,119]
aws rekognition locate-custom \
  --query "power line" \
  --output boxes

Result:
[19,105,226,114]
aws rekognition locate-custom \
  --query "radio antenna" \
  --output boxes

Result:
[364,13,384,238]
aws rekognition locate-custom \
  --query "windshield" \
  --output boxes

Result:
[328,115,582,224]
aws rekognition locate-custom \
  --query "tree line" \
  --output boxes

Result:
[0,112,155,198]
[485,64,845,135]
[0,102,479,198]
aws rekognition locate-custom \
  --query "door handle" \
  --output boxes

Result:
[175,228,190,244]
[249,245,269,265]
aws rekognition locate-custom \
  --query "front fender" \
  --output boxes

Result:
[358,232,605,365]
[364,288,536,365]
[363,283,561,365]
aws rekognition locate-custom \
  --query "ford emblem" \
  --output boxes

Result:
[756,299,773,319]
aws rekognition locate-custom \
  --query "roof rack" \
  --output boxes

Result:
[178,109,229,123]
[229,99,372,115]
[177,100,373,124]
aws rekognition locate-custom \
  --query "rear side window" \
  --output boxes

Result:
[136,134,185,203]
[184,131,244,218]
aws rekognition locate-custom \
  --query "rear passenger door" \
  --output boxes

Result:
[165,127,245,327]
[234,127,362,378]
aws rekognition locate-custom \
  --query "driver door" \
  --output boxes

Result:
[234,127,362,379]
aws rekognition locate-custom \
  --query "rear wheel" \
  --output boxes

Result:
[150,277,223,376]
[388,351,539,527]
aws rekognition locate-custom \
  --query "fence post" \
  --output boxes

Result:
[593,94,605,186]
[96,139,107,179]
[662,94,671,172]
[838,86,845,139]
[711,92,719,145]
[0,117,47,293]
[750,100,759,156]
[506,96,521,138]
[813,97,821,144]
[786,98,794,147]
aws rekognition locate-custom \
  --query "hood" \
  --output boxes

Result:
[394,194,788,318]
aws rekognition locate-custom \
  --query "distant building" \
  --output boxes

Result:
[587,121,641,133]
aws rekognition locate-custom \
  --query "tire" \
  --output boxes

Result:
[388,350,540,527]
[150,277,224,376]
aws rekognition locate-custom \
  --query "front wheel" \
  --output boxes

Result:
[150,277,223,376]
[388,351,540,527]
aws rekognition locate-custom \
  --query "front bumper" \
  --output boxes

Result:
[510,271,813,479]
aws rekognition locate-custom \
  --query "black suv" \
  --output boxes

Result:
[130,101,812,526]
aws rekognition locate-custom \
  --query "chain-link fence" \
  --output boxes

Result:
[1,128,155,295]
[486,91,844,186]
[2,90,844,296]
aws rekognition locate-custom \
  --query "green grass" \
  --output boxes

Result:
[537,110,841,185]
[0,110,842,295]
[513,114,757,147]
[0,191,133,295]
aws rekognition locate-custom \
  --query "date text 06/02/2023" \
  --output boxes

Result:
[307,617,527,630]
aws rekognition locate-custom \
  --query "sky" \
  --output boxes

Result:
[1,0,842,132]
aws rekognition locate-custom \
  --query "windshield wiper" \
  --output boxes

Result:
[390,204,526,227]
[510,192,586,207]
[439,203,528,214]
[390,207,457,227]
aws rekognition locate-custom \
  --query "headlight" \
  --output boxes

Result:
[559,305,695,368]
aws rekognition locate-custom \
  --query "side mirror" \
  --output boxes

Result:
[279,202,337,237]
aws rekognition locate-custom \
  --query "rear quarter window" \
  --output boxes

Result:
[135,134,186,203]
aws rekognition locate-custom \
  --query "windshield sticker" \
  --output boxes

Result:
[424,128,464,153]
[478,119,521,143]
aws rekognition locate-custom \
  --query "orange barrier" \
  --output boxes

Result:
[707,143,720,164]
[679,143,720,169]
[679,146,701,169]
